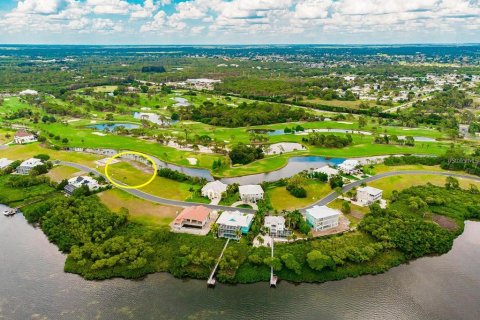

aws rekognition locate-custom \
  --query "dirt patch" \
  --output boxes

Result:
[123,159,154,174]
[350,210,365,220]
[432,214,458,231]
[311,215,351,238]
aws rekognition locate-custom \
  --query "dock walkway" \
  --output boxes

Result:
[207,238,230,287]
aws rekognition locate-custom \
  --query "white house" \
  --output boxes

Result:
[0,158,13,170]
[201,180,228,200]
[338,159,360,174]
[216,211,254,240]
[264,216,292,238]
[356,186,383,205]
[314,166,339,179]
[64,176,100,195]
[239,184,264,203]
[19,89,38,96]
[305,206,340,232]
[16,158,43,175]
[14,130,37,144]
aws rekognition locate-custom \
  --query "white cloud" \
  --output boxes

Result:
[86,0,130,15]
[0,0,479,42]
[130,0,157,20]
[294,0,333,19]
[92,18,123,32]
[16,0,67,14]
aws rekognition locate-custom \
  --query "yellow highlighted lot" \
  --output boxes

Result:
[104,151,157,189]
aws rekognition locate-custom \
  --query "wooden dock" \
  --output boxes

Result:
[207,238,230,287]
[270,240,278,287]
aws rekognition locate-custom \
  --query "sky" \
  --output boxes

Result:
[0,0,479,45]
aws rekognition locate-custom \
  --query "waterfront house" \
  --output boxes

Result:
[305,206,340,231]
[14,130,37,144]
[356,186,383,205]
[216,211,254,240]
[16,158,43,175]
[338,159,360,175]
[173,205,213,230]
[264,216,292,238]
[313,166,339,179]
[0,158,13,170]
[239,185,264,203]
[64,176,100,195]
[201,180,228,200]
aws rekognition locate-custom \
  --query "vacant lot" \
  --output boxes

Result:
[98,188,180,226]
[268,180,332,211]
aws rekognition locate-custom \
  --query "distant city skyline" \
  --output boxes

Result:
[0,0,479,45]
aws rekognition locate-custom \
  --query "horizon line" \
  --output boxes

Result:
[0,42,480,47]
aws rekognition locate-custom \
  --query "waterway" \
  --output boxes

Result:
[220,156,345,185]
[1,204,479,319]
[87,123,140,131]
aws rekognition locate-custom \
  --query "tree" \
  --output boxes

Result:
[263,257,282,271]
[445,176,460,190]
[307,250,335,271]
[358,116,367,128]
[329,175,344,189]
[281,253,301,274]
[341,201,351,214]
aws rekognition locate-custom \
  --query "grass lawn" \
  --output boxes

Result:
[268,180,332,211]
[46,165,81,182]
[36,122,222,170]
[328,198,369,226]
[372,164,445,174]
[98,188,180,226]
[0,128,15,144]
[0,97,32,114]
[106,160,195,200]
[368,174,480,199]
[0,175,56,206]
[298,98,385,110]
[0,143,103,167]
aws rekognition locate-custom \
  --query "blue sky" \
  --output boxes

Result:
[0,0,479,44]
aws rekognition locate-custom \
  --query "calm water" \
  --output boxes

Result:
[2,204,479,319]
[87,123,140,131]
[221,156,345,185]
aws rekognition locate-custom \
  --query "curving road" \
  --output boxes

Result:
[300,170,480,212]
[59,161,480,214]
[58,161,255,213]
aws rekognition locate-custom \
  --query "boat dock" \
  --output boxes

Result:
[207,238,230,287]
[270,240,278,287]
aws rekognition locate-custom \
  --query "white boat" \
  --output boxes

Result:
[3,209,17,217]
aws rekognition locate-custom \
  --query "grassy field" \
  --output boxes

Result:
[98,188,180,226]
[46,165,81,182]
[0,175,55,206]
[106,160,196,200]
[268,180,332,211]
[0,128,15,144]
[0,144,103,167]
[368,174,480,199]
[296,98,386,110]
[372,164,445,173]
[0,97,32,114]
[328,198,369,226]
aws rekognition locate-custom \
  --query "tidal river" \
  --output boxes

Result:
[1,205,479,320]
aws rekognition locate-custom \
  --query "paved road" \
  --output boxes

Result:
[58,161,255,213]
[300,170,480,212]
[59,161,480,214]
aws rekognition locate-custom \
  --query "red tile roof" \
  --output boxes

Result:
[175,206,211,224]
[15,130,33,138]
